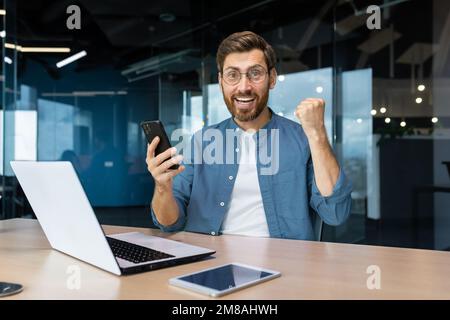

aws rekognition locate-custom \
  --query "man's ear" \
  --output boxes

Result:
[269,68,277,89]
[218,72,223,89]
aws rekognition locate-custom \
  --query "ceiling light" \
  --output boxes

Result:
[380,107,387,114]
[418,84,425,91]
[42,91,127,97]
[356,118,362,124]
[0,30,5,38]
[277,75,285,82]
[0,10,6,15]
[385,117,391,124]
[415,97,423,104]
[432,117,439,123]
[5,43,19,50]
[56,50,87,68]
[371,109,377,116]
[400,121,406,127]
[72,91,115,96]
[5,43,71,53]
[316,86,324,93]
[21,47,71,53]
[159,13,176,22]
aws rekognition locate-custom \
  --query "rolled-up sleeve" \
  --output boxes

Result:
[308,157,353,226]
[150,168,191,232]
[150,135,197,232]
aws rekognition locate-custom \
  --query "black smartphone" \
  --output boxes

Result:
[141,120,179,170]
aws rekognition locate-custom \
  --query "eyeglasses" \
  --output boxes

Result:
[222,66,269,85]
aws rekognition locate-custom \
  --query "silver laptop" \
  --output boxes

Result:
[10,161,215,276]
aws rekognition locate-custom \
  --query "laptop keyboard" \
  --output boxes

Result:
[106,236,174,264]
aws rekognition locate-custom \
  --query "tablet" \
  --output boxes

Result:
[169,263,281,297]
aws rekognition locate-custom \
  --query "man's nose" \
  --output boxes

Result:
[237,74,252,92]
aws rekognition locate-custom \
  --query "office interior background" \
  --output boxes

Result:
[0,0,449,250]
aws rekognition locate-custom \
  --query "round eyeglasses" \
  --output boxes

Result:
[222,66,269,85]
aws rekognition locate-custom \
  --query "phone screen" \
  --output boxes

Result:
[177,264,276,291]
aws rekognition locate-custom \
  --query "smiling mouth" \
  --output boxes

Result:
[234,97,256,105]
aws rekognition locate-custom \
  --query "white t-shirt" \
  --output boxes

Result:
[220,130,270,237]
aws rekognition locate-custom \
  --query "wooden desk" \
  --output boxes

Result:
[1,218,450,299]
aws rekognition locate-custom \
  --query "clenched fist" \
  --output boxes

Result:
[295,98,326,138]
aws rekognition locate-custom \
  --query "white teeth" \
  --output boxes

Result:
[235,98,254,102]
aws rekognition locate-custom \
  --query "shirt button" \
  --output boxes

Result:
[219,202,225,207]
[228,176,233,180]
[211,231,216,236]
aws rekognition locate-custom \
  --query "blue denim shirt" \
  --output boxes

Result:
[151,112,352,240]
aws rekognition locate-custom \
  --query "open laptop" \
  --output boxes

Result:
[10,161,215,276]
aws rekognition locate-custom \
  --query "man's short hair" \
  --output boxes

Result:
[216,31,277,73]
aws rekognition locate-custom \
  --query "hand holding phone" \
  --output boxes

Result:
[141,120,179,169]
[142,120,185,190]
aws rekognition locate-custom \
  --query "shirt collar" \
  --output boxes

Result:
[226,107,277,132]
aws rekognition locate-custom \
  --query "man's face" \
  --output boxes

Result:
[219,49,276,122]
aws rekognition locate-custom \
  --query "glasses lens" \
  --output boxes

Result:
[224,70,240,85]
[223,67,267,85]
[248,67,266,83]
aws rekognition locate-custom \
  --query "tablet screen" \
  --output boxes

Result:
[178,264,275,291]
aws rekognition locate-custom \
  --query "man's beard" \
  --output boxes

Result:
[222,88,269,122]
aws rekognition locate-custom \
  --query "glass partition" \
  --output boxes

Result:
[1,0,449,250]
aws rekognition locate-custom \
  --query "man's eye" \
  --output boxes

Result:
[226,71,239,79]
[249,69,263,78]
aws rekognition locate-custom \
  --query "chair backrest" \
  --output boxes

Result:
[310,209,324,241]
